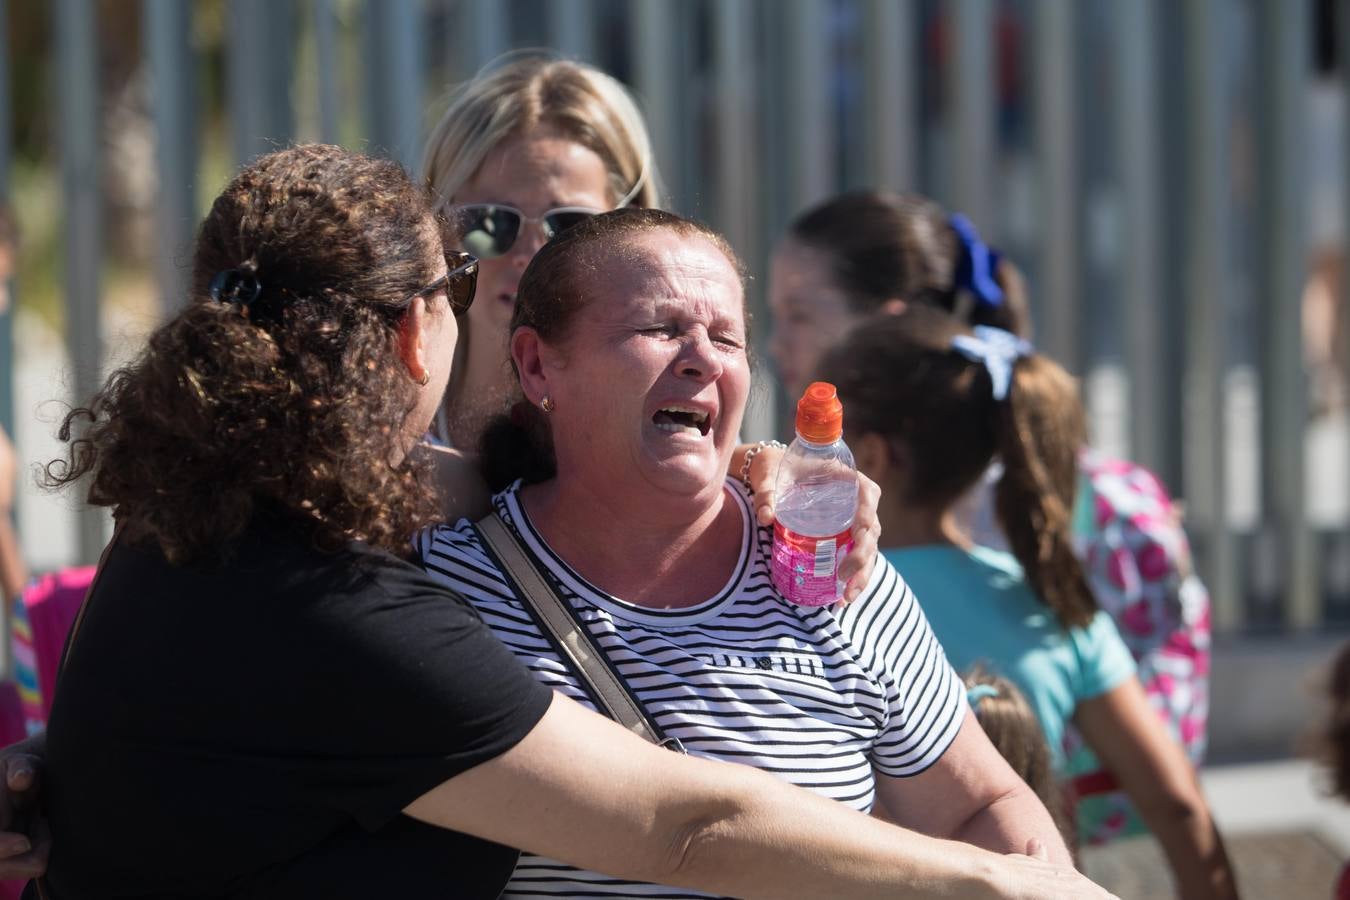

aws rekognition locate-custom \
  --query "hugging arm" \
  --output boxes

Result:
[407,693,1112,900]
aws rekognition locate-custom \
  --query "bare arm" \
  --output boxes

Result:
[407,694,1112,900]
[1074,677,1238,900]
[874,708,1074,868]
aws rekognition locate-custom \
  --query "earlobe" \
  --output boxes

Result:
[511,327,549,406]
[880,298,907,316]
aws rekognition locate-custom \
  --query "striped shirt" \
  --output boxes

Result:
[416,479,966,899]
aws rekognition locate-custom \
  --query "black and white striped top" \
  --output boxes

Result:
[417,479,966,899]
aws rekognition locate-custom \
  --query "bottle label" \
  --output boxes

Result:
[771,523,854,607]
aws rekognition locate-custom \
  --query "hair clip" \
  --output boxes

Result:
[209,268,263,308]
[951,325,1033,402]
[966,684,1000,708]
[950,214,1004,310]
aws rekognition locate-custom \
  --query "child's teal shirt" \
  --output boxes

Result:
[883,545,1135,767]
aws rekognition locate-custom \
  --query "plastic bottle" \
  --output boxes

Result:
[770,382,858,607]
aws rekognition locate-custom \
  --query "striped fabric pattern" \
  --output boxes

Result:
[417,479,965,900]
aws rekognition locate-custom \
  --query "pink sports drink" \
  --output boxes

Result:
[770,382,857,606]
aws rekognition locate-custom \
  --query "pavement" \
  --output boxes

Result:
[1082,759,1348,899]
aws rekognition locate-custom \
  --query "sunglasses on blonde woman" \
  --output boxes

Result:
[452,204,600,259]
[410,250,479,315]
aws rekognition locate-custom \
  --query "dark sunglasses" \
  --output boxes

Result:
[452,203,601,259]
[410,250,478,315]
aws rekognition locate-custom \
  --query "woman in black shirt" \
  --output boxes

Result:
[10,145,1107,900]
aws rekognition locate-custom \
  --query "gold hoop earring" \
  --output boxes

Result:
[417,370,430,387]
[540,396,554,413]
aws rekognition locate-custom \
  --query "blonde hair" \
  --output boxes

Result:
[420,52,661,214]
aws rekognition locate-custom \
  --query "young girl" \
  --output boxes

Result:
[770,189,1213,846]
[964,667,1074,855]
[819,307,1238,900]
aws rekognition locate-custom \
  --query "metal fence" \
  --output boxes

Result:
[1,0,1347,636]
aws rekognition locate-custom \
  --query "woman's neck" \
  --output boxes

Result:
[519,476,743,609]
[441,326,515,448]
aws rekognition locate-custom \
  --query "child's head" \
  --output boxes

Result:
[819,306,1094,629]
[964,667,1074,851]
[1313,641,1350,803]
[768,190,1029,397]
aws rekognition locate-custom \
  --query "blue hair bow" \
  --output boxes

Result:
[950,214,1004,310]
[951,325,1033,402]
[966,684,1000,708]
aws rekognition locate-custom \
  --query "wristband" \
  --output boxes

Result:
[739,440,786,493]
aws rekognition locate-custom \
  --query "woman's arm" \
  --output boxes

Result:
[736,441,882,603]
[1074,677,1238,900]
[872,708,1074,868]
[407,694,1112,900]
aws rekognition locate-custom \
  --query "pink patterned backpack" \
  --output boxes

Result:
[1063,450,1212,845]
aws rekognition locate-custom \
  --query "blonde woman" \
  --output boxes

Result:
[419,53,881,599]
[421,54,658,451]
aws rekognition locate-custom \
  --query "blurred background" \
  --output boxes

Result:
[0,0,1347,893]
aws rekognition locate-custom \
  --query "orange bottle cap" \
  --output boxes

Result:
[795,381,843,444]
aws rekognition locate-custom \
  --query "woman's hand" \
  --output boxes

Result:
[0,736,50,880]
[740,442,881,604]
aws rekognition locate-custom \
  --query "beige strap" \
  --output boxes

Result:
[476,513,675,749]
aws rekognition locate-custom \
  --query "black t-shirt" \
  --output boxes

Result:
[39,517,552,898]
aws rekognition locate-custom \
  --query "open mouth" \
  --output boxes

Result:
[652,405,711,437]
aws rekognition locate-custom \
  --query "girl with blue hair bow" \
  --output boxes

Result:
[816,306,1237,900]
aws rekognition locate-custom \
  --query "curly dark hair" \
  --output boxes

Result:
[45,144,450,562]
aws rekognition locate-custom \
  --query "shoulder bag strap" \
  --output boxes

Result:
[473,512,684,753]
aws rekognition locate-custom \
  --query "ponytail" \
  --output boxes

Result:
[993,355,1095,629]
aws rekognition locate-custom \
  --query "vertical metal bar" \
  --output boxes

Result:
[1182,0,1237,630]
[1341,0,1350,555]
[629,0,681,207]
[56,0,105,563]
[548,0,595,62]
[862,0,916,190]
[363,0,421,168]
[713,0,772,439]
[145,0,196,315]
[1032,0,1077,369]
[782,0,834,212]
[1115,0,1163,475]
[950,0,994,230]
[1256,0,1314,629]
[228,0,294,166]
[0,0,13,439]
[314,0,341,144]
